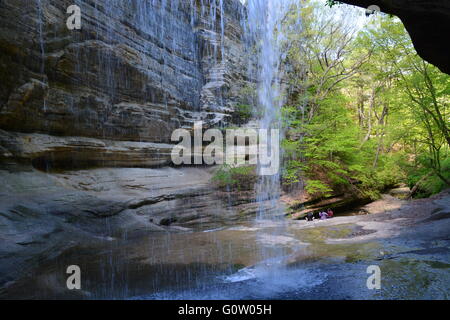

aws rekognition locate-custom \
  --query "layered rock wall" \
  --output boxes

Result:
[0,1,258,289]
[0,0,250,166]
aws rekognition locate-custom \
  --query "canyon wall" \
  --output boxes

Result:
[0,0,251,167]
[0,0,260,289]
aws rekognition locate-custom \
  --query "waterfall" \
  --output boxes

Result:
[245,1,298,208]
[244,0,300,262]
[36,0,48,114]
[36,0,46,74]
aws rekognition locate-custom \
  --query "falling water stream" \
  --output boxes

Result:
[251,0,297,261]
[216,0,302,283]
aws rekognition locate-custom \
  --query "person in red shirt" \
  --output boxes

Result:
[327,208,334,218]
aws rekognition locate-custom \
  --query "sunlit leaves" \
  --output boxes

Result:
[280,1,448,199]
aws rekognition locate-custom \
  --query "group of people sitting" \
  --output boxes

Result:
[306,208,334,222]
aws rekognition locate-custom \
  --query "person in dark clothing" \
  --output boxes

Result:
[314,211,320,220]
[307,212,314,222]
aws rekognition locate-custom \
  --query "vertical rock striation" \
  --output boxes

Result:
[0,0,250,163]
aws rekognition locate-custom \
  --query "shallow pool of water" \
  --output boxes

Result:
[1,219,448,300]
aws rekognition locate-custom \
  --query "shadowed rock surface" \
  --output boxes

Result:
[0,164,265,289]
[0,0,251,145]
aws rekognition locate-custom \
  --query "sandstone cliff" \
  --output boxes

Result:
[0,0,251,166]
[0,0,259,289]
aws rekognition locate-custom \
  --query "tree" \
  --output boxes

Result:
[363,17,450,187]
[281,3,449,200]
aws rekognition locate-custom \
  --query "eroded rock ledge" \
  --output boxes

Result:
[0,130,174,169]
[0,165,262,287]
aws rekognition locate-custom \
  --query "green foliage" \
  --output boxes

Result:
[212,165,257,191]
[304,179,334,197]
[325,0,341,8]
[232,104,253,125]
[281,3,449,200]
[282,159,305,185]
[407,157,450,198]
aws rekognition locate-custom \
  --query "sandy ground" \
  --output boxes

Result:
[289,190,450,244]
